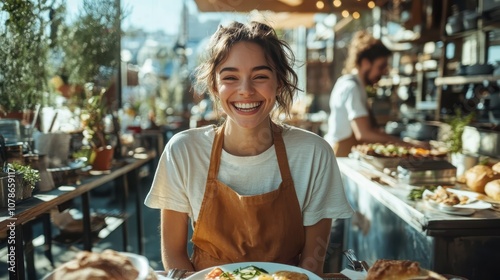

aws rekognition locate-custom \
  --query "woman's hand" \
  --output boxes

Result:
[299,218,332,275]
[160,209,194,272]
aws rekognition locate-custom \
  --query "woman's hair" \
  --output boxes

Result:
[193,21,299,118]
[343,30,392,74]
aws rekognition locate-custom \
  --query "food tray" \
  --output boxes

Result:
[359,154,401,170]
[397,159,457,185]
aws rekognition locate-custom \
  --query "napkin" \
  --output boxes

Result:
[340,268,367,280]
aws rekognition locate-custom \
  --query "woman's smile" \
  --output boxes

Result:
[232,101,263,113]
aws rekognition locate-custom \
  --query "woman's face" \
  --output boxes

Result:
[215,41,279,130]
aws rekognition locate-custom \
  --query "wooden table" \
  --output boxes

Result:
[0,151,155,280]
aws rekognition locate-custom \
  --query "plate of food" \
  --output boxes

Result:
[184,262,322,280]
[423,187,492,215]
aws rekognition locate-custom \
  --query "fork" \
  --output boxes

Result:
[343,249,364,271]
[166,268,187,279]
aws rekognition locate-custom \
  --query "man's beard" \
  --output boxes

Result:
[363,71,373,86]
[363,71,380,86]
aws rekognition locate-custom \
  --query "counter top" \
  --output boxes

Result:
[337,158,500,236]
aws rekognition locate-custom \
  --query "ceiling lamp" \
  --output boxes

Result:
[368,1,376,9]
[333,0,341,8]
[316,0,325,9]
[342,10,350,18]
[352,11,360,19]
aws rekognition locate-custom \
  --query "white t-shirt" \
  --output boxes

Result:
[144,125,353,228]
[324,74,368,145]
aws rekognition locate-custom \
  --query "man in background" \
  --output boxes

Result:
[324,31,409,157]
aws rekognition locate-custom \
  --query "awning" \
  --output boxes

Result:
[194,0,388,13]
[248,11,318,29]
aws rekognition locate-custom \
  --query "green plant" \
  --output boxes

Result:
[60,0,122,87]
[8,162,41,189]
[0,0,58,112]
[80,83,109,149]
[444,110,475,154]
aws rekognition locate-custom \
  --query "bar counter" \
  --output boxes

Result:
[337,158,500,280]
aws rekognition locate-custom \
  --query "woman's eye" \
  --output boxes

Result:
[221,76,237,81]
[254,75,268,80]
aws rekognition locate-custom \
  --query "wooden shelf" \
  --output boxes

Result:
[442,29,478,41]
[378,76,415,87]
[434,75,500,86]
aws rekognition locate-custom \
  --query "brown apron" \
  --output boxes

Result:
[191,122,305,271]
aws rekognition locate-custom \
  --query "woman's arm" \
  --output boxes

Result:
[298,218,333,275]
[160,209,194,271]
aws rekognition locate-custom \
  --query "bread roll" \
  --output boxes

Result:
[492,162,500,173]
[366,259,421,280]
[365,259,446,280]
[464,165,498,193]
[485,179,500,201]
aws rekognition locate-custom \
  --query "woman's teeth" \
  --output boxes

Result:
[233,102,261,112]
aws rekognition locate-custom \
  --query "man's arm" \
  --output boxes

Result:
[351,116,411,146]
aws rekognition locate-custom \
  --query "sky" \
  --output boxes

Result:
[66,0,197,35]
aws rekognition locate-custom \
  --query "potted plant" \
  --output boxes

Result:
[8,162,41,201]
[80,83,114,171]
[443,110,476,176]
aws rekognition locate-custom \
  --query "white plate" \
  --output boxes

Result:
[120,252,151,280]
[425,199,476,216]
[184,262,322,280]
[423,188,492,210]
[445,188,492,209]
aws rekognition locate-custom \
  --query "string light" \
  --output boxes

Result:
[342,10,350,17]
[316,0,325,9]
[333,0,341,7]
[352,11,360,19]
[368,1,375,8]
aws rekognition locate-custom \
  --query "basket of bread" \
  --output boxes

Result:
[459,162,500,202]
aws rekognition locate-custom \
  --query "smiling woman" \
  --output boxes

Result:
[144,19,353,276]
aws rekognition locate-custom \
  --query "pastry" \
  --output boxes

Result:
[52,249,141,280]
[365,259,446,280]
[464,165,498,193]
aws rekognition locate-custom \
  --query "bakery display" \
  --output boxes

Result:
[463,165,500,193]
[51,250,144,280]
[365,259,446,280]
